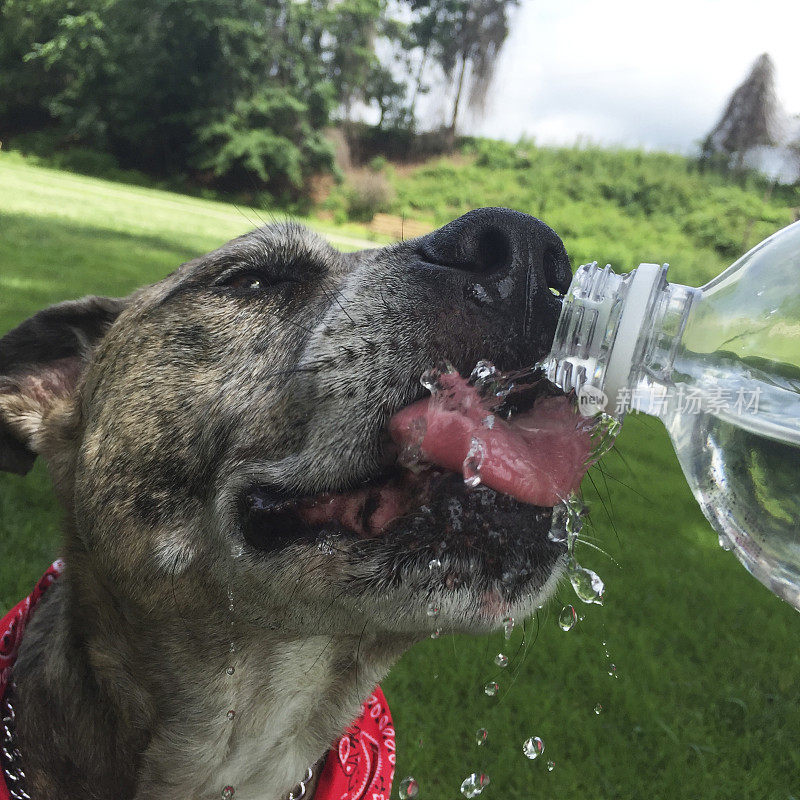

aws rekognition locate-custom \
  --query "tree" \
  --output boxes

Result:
[2,0,402,194]
[408,0,518,137]
[701,53,779,171]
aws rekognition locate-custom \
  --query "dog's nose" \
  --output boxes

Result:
[414,207,573,360]
[414,207,572,291]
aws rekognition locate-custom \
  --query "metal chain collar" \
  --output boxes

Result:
[287,765,314,800]
[2,678,316,800]
[1,681,31,800]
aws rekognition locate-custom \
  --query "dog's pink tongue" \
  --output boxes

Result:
[389,372,594,507]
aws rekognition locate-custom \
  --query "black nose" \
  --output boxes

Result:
[414,207,573,359]
[414,207,572,291]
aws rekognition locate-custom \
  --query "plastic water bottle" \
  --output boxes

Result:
[542,220,800,609]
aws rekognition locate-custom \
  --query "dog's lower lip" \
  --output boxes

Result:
[244,467,559,545]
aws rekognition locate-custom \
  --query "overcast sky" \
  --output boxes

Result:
[438,0,800,152]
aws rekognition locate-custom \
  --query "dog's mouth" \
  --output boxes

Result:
[243,364,597,563]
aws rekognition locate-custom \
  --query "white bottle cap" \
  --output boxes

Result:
[545,262,665,416]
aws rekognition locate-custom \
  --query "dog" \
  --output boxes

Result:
[0,207,581,800]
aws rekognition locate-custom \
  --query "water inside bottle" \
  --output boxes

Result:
[655,352,800,608]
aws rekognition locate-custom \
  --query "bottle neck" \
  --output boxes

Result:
[544,261,699,418]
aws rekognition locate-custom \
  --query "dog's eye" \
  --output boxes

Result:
[217,271,273,292]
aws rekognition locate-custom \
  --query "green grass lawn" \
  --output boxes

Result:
[2,153,799,799]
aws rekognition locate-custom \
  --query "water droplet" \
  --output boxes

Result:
[482,414,496,430]
[469,360,498,387]
[502,616,515,639]
[493,653,508,668]
[420,361,456,394]
[229,642,236,653]
[226,666,235,676]
[227,589,235,613]
[426,602,439,617]
[588,413,622,461]
[318,537,335,555]
[428,558,442,572]
[558,604,578,631]
[484,681,499,697]
[221,787,235,799]
[548,504,568,544]
[522,736,545,759]
[430,628,441,639]
[226,709,235,721]
[398,417,428,471]
[718,533,733,551]
[594,703,603,715]
[547,760,555,772]
[399,776,420,799]
[568,561,605,605]
[608,664,618,678]
[463,437,486,488]
[475,728,488,746]
[460,772,490,798]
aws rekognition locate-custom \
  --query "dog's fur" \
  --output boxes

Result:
[0,208,572,800]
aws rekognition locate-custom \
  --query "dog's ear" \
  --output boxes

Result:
[0,296,127,475]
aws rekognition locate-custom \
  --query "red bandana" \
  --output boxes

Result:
[0,564,395,800]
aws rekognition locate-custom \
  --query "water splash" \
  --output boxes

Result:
[460,773,490,798]
[522,736,544,760]
[399,776,420,799]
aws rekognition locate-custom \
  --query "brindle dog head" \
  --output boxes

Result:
[0,208,572,644]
